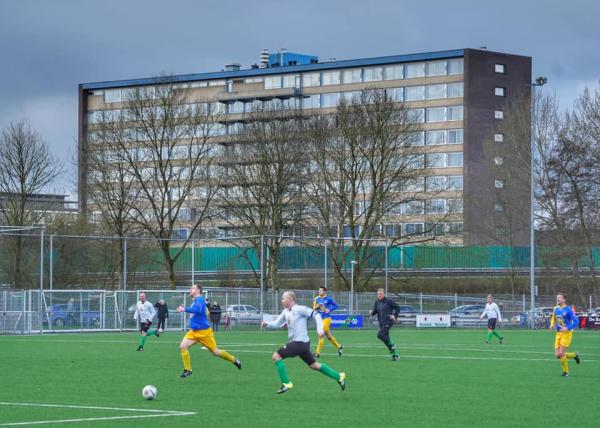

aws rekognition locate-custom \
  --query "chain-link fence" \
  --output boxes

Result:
[2,288,598,335]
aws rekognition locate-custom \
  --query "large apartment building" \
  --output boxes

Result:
[78,48,531,246]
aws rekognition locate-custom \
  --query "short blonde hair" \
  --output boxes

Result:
[282,291,296,302]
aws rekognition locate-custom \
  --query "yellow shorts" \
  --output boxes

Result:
[554,331,573,349]
[184,328,217,352]
[322,317,331,333]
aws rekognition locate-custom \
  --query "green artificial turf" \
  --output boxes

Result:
[0,328,598,427]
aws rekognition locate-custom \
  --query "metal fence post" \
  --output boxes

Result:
[49,234,53,293]
[384,240,389,294]
[324,239,328,290]
[191,239,195,286]
[419,292,423,314]
[260,235,264,312]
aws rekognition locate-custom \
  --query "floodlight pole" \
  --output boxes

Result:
[350,260,358,314]
[529,76,547,328]
[39,226,44,292]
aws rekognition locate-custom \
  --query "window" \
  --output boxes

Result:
[282,74,299,88]
[404,201,424,215]
[229,101,244,114]
[426,130,446,145]
[494,87,506,97]
[384,65,404,80]
[342,69,361,84]
[495,179,505,189]
[426,176,446,191]
[448,106,464,121]
[407,109,425,123]
[322,71,341,86]
[104,89,121,103]
[321,93,340,108]
[494,133,504,142]
[405,85,425,101]
[448,59,464,75]
[426,222,446,236]
[387,87,404,102]
[425,199,446,214]
[405,223,424,235]
[447,152,463,167]
[190,81,208,88]
[426,61,447,77]
[447,222,464,235]
[405,62,425,78]
[427,107,446,122]
[495,63,506,74]
[208,80,225,86]
[404,177,425,192]
[303,73,321,87]
[384,224,402,237]
[210,102,226,115]
[448,129,463,144]
[448,82,464,98]
[447,176,463,190]
[340,91,360,103]
[494,110,504,119]
[302,94,320,109]
[410,132,425,146]
[495,203,504,212]
[265,76,282,89]
[281,97,299,110]
[447,199,463,213]
[494,157,504,166]
[363,67,383,82]
[426,84,447,100]
[426,153,445,168]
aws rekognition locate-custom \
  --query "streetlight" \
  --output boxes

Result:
[530,76,547,328]
[350,260,358,314]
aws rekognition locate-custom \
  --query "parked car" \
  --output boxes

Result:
[448,305,486,317]
[47,303,100,328]
[226,304,263,325]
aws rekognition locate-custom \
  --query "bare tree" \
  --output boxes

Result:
[217,104,308,289]
[303,89,437,290]
[89,78,221,288]
[0,121,62,288]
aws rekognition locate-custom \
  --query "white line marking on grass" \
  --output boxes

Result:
[0,402,195,427]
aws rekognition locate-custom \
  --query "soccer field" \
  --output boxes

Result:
[0,329,598,427]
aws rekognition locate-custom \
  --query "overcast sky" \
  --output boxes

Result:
[0,0,598,198]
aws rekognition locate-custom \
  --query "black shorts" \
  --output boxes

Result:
[276,341,316,366]
[140,321,152,333]
[487,318,497,330]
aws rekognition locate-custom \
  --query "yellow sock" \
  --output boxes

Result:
[566,352,576,359]
[316,337,325,354]
[219,350,236,364]
[560,356,569,373]
[181,349,192,371]
[328,335,341,349]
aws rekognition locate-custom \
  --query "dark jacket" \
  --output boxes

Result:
[371,297,399,326]
[209,304,222,323]
[154,302,169,319]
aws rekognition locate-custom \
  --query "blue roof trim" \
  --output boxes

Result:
[81,49,464,90]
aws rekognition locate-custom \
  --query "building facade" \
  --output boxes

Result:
[79,48,531,246]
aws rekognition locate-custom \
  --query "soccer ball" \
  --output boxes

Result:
[142,385,157,400]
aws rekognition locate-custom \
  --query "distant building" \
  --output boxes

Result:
[0,192,78,224]
[78,48,531,245]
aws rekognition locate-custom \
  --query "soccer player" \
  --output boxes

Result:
[550,292,580,377]
[133,292,158,351]
[313,286,343,358]
[480,294,504,344]
[262,290,346,394]
[369,288,400,361]
[176,283,241,378]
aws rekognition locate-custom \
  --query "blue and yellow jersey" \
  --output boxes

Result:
[185,296,211,330]
[550,305,579,331]
[313,295,338,319]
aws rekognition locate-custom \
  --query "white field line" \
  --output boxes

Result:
[0,402,195,427]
